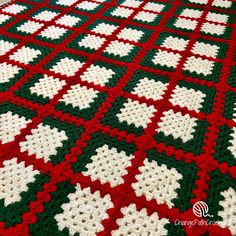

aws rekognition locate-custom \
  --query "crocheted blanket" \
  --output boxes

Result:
[0,0,236,235]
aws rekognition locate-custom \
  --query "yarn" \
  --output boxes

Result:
[0,0,235,235]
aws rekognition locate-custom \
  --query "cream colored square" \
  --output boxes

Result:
[116,99,156,128]
[157,109,197,142]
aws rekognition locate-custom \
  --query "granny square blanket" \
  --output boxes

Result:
[0,0,236,235]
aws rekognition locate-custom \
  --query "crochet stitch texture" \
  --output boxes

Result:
[0,0,236,235]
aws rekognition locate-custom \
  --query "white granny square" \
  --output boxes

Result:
[9,46,41,65]
[184,56,214,76]
[161,36,189,51]
[180,9,202,19]
[170,85,206,112]
[56,15,81,27]
[213,0,232,8]
[0,158,39,206]
[33,10,58,21]
[0,40,16,56]
[174,18,198,30]
[206,12,229,24]
[143,2,165,12]
[105,40,134,57]
[91,22,118,36]
[40,26,68,40]
[132,77,168,100]
[201,22,226,35]
[0,14,11,25]
[116,99,156,128]
[78,34,106,50]
[189,0,207,4]
[157,109,197,142]
[59,84,99,109]
[81,64,115,86]
[120,0,142,8]
[152,50,181,68]
[17,21,44,34]
[55,184,113,236]
[191,41,219,58]
[218,187,236,235]
[57,0,77,6]
[0,62,21,83]
[20,123,68,162]
[118,28,144,42]
[0,111,31,144]
[50,57,84,76]
[10,46,42,64]
[111,7,134,18]
[132,159,182,207]
[112,204,169,235]
[134,11,157,23]
[30,75,66,99]
[2,4,27,14]
[77,1,100,11]
[83,145,134,187]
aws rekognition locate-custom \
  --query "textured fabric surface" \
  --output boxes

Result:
[0,0,236,235]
